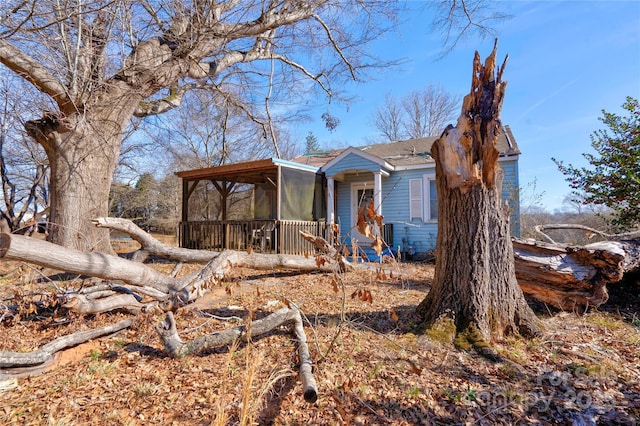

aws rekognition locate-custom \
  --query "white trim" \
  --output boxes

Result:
[373,171,382,214]
[423,174,438,222]
[394,163,435,171]
[276,166,282,220]
[326,177,335,224]
[272,158,320,173]
[409,178,423,221]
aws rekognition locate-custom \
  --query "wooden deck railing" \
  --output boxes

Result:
[179,220,331,256]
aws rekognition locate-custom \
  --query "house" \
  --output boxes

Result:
[176,125,521,259]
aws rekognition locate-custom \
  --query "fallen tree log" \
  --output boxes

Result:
[0,225,344,314]
[92,217,220,263]
[0,318,133,369]
[513,237,640,311]
[93,217,350,271]
[0,232,182,293]
[534,223,640,244]
[155,304,318,403]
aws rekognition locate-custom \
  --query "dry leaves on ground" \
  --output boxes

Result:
[0,259,639,425]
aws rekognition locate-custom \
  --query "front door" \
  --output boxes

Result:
[351,183,374,244]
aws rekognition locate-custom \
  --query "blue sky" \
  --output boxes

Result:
[300,1,640,211]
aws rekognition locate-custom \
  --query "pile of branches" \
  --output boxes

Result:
[0,218,347,402]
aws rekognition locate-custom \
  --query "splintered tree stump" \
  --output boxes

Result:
[416,40,541,340]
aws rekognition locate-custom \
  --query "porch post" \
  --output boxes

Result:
[276,166,282,221]
[181,180,189,222]
[181,179,189,248]
[373,171,382,216]
[326,176,335,224]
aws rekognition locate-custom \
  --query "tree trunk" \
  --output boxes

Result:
[25,93,138,254]
[416,41,540,341]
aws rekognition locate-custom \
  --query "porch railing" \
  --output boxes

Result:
[179,220,331,256]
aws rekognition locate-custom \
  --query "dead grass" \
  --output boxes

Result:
[0,258,639,425]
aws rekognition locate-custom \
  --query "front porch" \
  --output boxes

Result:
[179,219,330,256]
[177,158,330,256]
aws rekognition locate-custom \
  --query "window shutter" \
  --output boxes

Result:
[409,179,423,220]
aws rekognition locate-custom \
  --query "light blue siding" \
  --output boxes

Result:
[324,153,383,177]
[500,159,521,237]
[379,168,438,253]
[333,159,521,256]
[334,169,438,254]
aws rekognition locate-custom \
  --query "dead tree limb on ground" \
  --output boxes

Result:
[534,223,640,244]
[155,304,318,403]
[92,217,220,263]
[0,221,344,314]
[2,222,323,400]
[513,235,640,311]
[0,319,133,373]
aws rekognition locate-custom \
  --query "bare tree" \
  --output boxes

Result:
[430,0,510,55]
[157,89,273,171]
[402,85,460,138]
[0,0,500,252]
[151,88,281,222]
[0,72,49,233]
[370,84,460,142]
[369,93,404,142]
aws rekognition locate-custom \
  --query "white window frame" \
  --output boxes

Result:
[409,174,437,223]
[409,178,423,221]
[422,174,437,222]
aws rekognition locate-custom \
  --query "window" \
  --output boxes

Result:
[409,175,438,222]
[409,179,423,220]
[426,177,438,221]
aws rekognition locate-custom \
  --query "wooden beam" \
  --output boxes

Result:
[176,159,276,180]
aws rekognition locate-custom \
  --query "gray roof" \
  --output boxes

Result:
[294,125,520,168]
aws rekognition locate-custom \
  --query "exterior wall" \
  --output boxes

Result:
[377,168,439,254]
[324,152,383,177]
[500,159,521,237]
[333,158,521,258]
[334,169,439,256]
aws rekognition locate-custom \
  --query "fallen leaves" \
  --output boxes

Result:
[0,261,638,425]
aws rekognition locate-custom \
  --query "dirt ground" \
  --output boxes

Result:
[0,254,639,425]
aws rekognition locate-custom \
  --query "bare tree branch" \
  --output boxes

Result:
[265,56,281,159]
[534,224,640,244]
[155,304,318,402]
[0,40,71,109]
[431,0,509,55]
[312,13,356,80]
[133,85,186,118]
[0,318,133,368]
